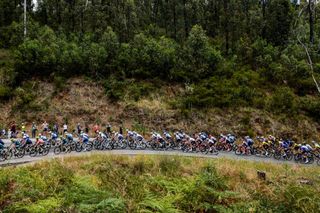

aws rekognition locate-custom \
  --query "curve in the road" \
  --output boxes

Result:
[1,149,319,168]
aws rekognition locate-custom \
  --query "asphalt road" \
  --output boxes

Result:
[1,139,319,168]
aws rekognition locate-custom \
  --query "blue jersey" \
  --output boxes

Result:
[81,133,89,143]
[0,139,4,149]
[51,133,58,140]
[227,135,236,143]
[66,134,73,141]
[300,146,309,152]
[245,138,254,146]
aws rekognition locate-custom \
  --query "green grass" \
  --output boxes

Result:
[0,155,319,212]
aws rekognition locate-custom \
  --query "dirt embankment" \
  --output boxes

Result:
[0,78,319,140]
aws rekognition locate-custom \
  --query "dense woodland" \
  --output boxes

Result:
[0,0,320,121]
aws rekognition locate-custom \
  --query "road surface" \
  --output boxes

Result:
[1,139,319,167]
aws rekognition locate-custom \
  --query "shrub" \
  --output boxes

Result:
[53,76,67,93]
[268,87,297,114]
[159,157,181,176]
[299,97,320,122]
[104,78,156,102]
[179,164,238,212]
[0,85,11,99]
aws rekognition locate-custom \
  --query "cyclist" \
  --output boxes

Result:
[280,139,292,152]
[0,138,4,150]
[163,130,174,146]
[268,135,276,143]
[126,129,134,138]
[65,132,74,143]
[312,141,320,151]
[207,135,217,152]
[262,139,271,156]
[80,131,89,144]
[49,131,58,145]
[10,138,21,149]
[199,132,208,141]
[174,131,184,144]
[134,131,144,142]
[22,133,33,147]
[300,143,313,163]
[115,132,124,142]
[315,142,320,152]
[244,136,254,147]
[35,136,44,147]
[226,134,236,144]
[163,131,172,141]
[240,136,254,154]
[188,136,196,150]
[98,131,108,141]
[152,131,165,147]
[39,133,48,144]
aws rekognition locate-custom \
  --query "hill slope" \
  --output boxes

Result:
[0,77,319,140]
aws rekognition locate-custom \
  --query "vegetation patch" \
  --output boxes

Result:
[0,155,319,212]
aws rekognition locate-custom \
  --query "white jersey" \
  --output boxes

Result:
[99,132,107,139]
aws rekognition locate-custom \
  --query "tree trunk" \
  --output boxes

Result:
[224,0,229,53]
[164,0,168,35]
[183,0,188,38]
[173,0,177,40]
[56,0,61,26]
[262,0,267,39]
[309,0,314,44]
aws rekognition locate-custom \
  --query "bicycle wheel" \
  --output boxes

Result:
[120,140,127,149]
[93,140,101,150]
[6,149,13,159]
[129,141,137,150]
[255,149,262,157]
[42,146,50,156]
[75,143,83,152]
[210,147,219,155]
[273,151,281,160]
[0,150,6,161]
[85,143,93,151]
[294,154,301,162]
[140,142,147,150]
[29,147,38,157]
[308,155,314,164]
[235,147,242,155]
[200,145,208,154]
[54,146,62,155]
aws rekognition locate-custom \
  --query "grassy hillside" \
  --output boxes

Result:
[0,77,319,140]
[0,155,319,212]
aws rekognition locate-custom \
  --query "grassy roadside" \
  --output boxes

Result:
[0,155,319,212]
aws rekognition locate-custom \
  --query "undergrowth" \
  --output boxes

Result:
[0,155,319,212]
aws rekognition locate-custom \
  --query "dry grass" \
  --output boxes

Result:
[0,77,320,141]
[1,154,319,212]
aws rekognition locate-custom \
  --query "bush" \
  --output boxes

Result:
[53,76,67,93]
[0,85,11,99]
[299,97,320,122]
[179,164,238,212]
[104,78,156,101]
[268,87,297,114]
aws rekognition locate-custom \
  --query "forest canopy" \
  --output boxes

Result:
[0,0,320,119]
